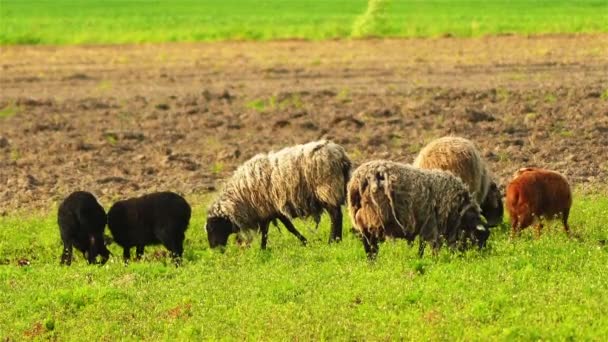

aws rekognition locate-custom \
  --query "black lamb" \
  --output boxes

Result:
[58,191,110,265]
[107,191,191,264]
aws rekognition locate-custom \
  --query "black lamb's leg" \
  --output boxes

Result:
[278,215,308,246]
[61,241,73,266]
[135,245,144,260]
[260,220,270,250]
[327,205,343,243]
[123,247,131,264]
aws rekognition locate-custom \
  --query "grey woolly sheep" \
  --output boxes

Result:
[347,160,487,259]
[108,192,191,264]
[206,140,351,249]
[413,136,503,227]
[58,191,110,265]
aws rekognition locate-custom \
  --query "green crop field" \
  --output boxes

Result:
[1,194,607,340]
[0,0,607,45]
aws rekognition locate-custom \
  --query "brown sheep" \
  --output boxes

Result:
[506,167,572,237]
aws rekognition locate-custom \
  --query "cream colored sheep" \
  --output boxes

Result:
[206,140,351,249]
[413,136,503,227]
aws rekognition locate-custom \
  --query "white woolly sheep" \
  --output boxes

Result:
[413,136,503,227]
[347,160,487,259]
[206,140,351,249]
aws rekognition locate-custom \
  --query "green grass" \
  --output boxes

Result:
[0,0,607,45]
[1,194,608,339]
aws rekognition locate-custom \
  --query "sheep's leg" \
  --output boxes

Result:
[123,247,131,264]
[61,241,73,266]
[418,239,426,258]
[510,216,519,239]
[534,222,544,239]
[135,246,145,260]
[260,220,270,250]
[327,205,343,243]
[277,215,307,246]
[167,232,185,266]
[562,209,571,237]
[362,231,379,260]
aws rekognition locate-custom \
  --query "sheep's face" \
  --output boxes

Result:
[206,216,235,248]
[461,206,490,248]
[86,234,112,265]
[455,195,489,249]
[481,181,504,228]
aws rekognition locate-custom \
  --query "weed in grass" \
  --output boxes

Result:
[0,104,18,119]
[10,149,20,161]
[246,99,267,112]
[336,88,351,103]
[96,80,113,91]
[601,89,608,101]
[105,135,118,145]
[211,162,224,174]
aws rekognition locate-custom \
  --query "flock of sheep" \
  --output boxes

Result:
[58,137,573,265]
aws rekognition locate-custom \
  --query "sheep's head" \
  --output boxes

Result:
[206,216,236,248]
[87,234,112,265]
[481,181,504,228]
[453,193,489,249]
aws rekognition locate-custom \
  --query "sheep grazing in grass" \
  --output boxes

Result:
[506,167,572,238]
[58,191,110,265]
[347,160,487,259]
[108,192,191,264]
[206,140,351,249]
[413,136,503,227]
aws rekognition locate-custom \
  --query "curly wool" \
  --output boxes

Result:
[208,140,351,232]
[413,136,492,205]
[348,160,478,243]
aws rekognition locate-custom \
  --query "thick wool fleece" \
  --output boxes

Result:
[208,140,351,232]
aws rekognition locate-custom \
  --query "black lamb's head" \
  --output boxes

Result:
[86,234,111,265]
[206,216,236,248]
[480,181,504,228]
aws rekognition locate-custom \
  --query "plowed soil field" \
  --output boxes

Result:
[1,35,607,212]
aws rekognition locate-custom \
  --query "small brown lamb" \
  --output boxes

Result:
[506,167,572,237]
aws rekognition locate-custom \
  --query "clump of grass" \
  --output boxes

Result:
[246,95,303,112]
[336,88,351,103]
[351,0,391,38]
[211,162,224,174]
[0,104,18,119]
[545,94,557,103]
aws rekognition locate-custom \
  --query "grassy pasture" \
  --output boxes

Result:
[1,194,607,340]
[0,0,607,45]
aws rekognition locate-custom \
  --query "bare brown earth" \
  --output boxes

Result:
[1,35,607,213]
